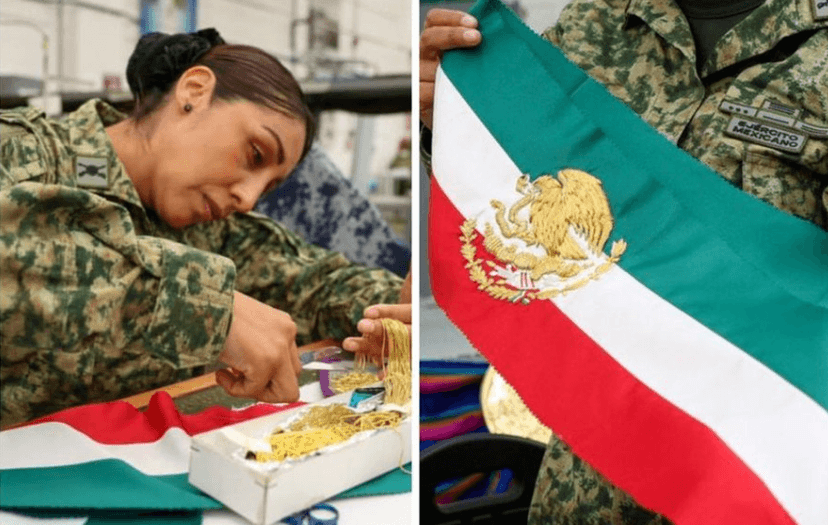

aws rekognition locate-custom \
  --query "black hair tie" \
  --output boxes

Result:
[126,28,225,101]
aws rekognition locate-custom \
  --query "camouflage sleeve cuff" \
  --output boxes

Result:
[140,237,236,368]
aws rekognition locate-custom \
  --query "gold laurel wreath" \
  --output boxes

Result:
[461,219,531,303]
[460,218,627,304]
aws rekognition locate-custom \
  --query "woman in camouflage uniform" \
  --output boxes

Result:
[0,29,404,427]
[420,0,827,523]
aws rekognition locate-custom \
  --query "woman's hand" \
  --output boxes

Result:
[216,291,302,403]
[420,9,481,129]
[342,303,412,361]
[342,271,412,366]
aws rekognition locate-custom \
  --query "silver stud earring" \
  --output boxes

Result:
[184,103,192,112]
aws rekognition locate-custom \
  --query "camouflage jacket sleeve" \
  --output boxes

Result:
[1,114,236,374]
[0,180,236,370]
[173,213,404,346]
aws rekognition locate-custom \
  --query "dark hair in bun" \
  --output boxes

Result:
[126,28,315,162]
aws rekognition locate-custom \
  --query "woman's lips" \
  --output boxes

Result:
[203,197,214,221]
[204,196,228,221]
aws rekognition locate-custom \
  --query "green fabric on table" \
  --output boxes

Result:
[0,461,221,511]
[7,510,203,525]
[1,463,411,524]
[333,463,412,499]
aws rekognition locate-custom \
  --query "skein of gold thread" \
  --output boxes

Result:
[252,321,411,464]
[330,318,411,406]
[253,404,404,462]
[329,371,378,393]
[380,318,411,405]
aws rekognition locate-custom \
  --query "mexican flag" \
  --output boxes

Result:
[0,393,296,524]
[0,393,412,524]
[428,1,828,524]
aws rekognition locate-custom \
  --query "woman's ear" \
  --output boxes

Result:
[174,65,216,114]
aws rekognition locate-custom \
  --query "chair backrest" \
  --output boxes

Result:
[420,433,547,525]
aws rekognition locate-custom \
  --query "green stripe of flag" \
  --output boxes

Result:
[0,460,222,511]
[441,0,828,408]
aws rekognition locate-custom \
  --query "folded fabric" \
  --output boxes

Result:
[0,392,410,524]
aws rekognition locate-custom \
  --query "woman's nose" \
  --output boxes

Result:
[230,178,261,213]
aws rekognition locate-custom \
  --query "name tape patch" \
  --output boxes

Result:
[720,99,828,139]
[725,117,807,153]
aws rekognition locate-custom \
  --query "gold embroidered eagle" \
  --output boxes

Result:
[483,169,619,282]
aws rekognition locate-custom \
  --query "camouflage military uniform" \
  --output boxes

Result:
[529,0,828,523]
[0,100,403,427]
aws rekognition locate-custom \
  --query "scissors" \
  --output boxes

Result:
[280,503,339,524]
[299,346,353,370]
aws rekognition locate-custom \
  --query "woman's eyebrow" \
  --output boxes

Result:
[262,125,285,165]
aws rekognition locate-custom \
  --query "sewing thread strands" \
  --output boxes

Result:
[330,318,411,404]
[252,319,411,463]
[380,318,411,405]
[330,337,378,392]
[330,371,378,393]
[253,404,403,463]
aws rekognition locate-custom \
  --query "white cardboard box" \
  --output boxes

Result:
[188,391,411,525]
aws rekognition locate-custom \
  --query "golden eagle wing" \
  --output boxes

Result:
[556,170,614,259]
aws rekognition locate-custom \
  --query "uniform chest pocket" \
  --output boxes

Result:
[740,145,827,228]
[2,132,50,183]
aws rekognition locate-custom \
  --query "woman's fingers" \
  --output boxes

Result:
[423,8,478,30]
[420,25,481,60]
[218,291,300,403]
[421,9,479,57]
[343,318,411,365]
[420,9,481,129]
[342,334,381,356]
[363,303,412,324]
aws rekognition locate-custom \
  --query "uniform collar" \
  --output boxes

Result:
[64,99,149,216]
[623,0,827,77]
[624,0,697,65]
[704,0,828,75]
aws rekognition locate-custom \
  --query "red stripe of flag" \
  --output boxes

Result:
[30,392,302,443]
[429,176,795,525]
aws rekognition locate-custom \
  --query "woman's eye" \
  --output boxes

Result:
[251,144,264,167]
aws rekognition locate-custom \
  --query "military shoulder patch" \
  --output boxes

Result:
[75,156,109,189]
[813,0,828,21]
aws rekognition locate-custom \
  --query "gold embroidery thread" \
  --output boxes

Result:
[461,169,627,304]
